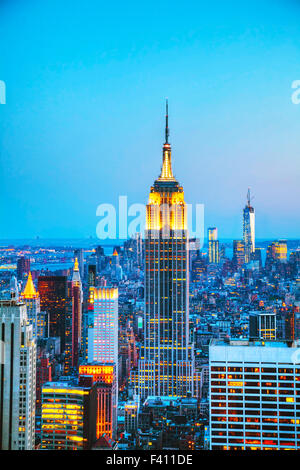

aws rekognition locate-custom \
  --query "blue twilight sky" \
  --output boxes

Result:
[0,0,300,240]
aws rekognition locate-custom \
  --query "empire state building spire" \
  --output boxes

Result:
[165,98,169,144]
[159,99,175,181]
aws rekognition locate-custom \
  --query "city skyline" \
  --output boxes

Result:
[1,0,300,240]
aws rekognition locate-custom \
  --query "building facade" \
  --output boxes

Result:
[208,228,219,264]
[79,363,117,440]
[209,339,300,450]
[41,378,97,450]
[71,258,83,368]
[0,299,36,450]
[38,275,68,351]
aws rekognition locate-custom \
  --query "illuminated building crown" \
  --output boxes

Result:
[72,257,81,284]
[21,272,39,299]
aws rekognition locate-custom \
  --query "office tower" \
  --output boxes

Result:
[10,275,19,299]
[276,306,295,342]
[64,280,73,375]
[20,272,46,340]
[273,240,288,262]
[249,311,277,340]
[138,102,194,399]
[219,244,226,261]
[41,378,97,450]
[74,248,84,279]
[96,245,105,273]
[124,396,139,434]
[112,248,119,266]
[290,249,300,276]
[233,240,245,270]
[265,241,288,271]
[86,287,118,438]
[79,364,117,440]
[209,338,300,450]
[191,253,206,282]
[36,355,52,412]
[208,228,220,264]
[81,309,94,364]
[0,299,36,450]
[251,247,262,268]
[87,287,118,366]
[17,256,30,280]
[88,263,97,287]
[111,248,123,281]
[243,189,255,263]
[119,340,130,387]
[71,258,83,368]
[38,275,67,351]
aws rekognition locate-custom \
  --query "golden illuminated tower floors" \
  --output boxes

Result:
[137,109,195,399]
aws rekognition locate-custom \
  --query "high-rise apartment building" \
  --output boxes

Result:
[208,227,220,264]
[243,189,255,263]
[137,102,195,399]
[0,299,36,450]
[209,339,300,450]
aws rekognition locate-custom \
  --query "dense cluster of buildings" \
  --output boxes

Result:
[0,108,299,451]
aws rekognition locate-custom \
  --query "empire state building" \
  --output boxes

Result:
[137,102,195,399]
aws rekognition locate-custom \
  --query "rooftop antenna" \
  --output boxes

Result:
[165,98,169,144]
[247,187,254,207]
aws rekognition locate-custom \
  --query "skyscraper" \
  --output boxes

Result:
[74,248,84,279]
[17,256,30,280]
[20,272,46,340]
[208,227,219,264]
[233,240,245,270]
[86,287,118,439]
[71,258,83,368]
[138,102,194,399]
[243,188,255,263]
[38,275,67,351]
[87,263,96,287]
[41,378,97,450]
[79,364,117,440]
[87,287,118,366]
[0,299,36,450]
[209,338,300,450]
